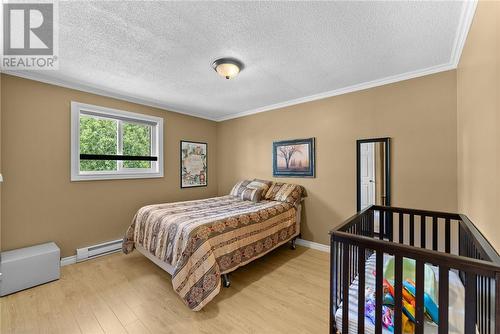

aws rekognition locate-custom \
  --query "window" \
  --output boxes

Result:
[71,102,163,181]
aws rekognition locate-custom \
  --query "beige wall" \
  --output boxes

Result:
[1,75,218,257]
[457,1,500,251]
[217,71,458,245]
[0,73,2,252]
[6,20,489,254]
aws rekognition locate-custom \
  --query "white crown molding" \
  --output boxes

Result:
[215,62,456,122]
[449,0,478,68]
[296,238,330,253]
[1,70,220,122]
[60,255,76,267]
[2,1,477,123]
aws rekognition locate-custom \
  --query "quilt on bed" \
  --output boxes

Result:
[122,195,298,311]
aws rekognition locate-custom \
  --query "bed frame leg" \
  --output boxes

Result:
[290,237,297,250]
[222,274,231,288]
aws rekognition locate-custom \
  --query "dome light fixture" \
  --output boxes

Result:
[212,58,243,79]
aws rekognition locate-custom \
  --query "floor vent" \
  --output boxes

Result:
[76,239,123,262]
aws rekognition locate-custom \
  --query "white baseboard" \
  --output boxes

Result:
[60,255,76,267]
[296,238,330,253]
[60,238,329,266]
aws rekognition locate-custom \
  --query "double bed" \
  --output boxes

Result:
[123,180,303,311]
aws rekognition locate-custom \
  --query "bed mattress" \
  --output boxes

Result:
[335,253,467,334]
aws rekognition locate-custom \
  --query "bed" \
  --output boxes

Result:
[329,205,500,334]
[123,180,304,311]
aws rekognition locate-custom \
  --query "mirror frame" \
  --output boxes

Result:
[356,137,391,212]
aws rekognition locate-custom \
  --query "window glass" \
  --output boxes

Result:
[122,122,152,169]
[79,115,117,171]
[71,102,163,181]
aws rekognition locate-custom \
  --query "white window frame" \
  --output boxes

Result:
[71,101,164,181]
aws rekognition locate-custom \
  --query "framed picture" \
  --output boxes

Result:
[273,138,315,177]
[180,141,207,188]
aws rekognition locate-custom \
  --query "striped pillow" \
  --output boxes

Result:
[240,187,262,202]
[246,179,272,197]
[264,182,304,205]
[229,179,252,197]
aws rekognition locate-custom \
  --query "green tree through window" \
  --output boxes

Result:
[72,102,163,181]
[123,122,151,169]
[79,115,117,171]
[79,117,152,171]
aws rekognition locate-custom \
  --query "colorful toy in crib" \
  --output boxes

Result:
[365,288,395,332]
[403,279,439,324]
[383,278,415,333]
[366,272,439,332]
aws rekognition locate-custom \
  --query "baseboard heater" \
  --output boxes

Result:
[76,239,123,262]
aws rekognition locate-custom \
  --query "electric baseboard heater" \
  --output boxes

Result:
[76,239,123,262]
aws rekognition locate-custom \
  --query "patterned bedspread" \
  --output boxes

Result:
[123,195,298,311]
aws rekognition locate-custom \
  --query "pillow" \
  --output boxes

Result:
[229,179,252,197]
[240,187,262,202]
[264,182,304,205]
[246,179,272,197]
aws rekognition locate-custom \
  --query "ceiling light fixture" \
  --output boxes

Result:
[212,58,243,80]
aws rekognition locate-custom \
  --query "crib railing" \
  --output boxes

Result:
[329,205,500,334]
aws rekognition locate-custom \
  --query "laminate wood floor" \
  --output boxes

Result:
[0,245,329,334]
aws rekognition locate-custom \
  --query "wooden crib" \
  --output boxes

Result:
[329,205,500,334]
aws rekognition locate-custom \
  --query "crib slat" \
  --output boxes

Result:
[480,275,483,334]
[339,241,343,309]
[487,277,491,334]
[394,255,403,334]
[409,214,415,246]
[415,260,425,334]
[379,210,385,240]
[361,215,365,236]
[357,247,365,333]
[420,215,426,249]
[438,266,449,334]
[388,213,393,242]
[445,218,451,253]
[350,243,353,289]
[459,225,463,257]
[465,271,477,334]
[495,273,500,334]
[342,243,349,334]
[398,213,403,244]
[330,238,337,334]
[432,216,438,251]
[370,210,375,238]
[375,251,383,334]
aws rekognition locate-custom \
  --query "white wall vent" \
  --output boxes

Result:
[76,239,123,262]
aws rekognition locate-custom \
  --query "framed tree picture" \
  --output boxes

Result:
[273,138,315,177]
[180,141,207,188]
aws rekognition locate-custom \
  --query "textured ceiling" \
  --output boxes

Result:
[13,1,474,120]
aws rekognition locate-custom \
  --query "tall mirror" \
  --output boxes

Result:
[356,138,391,212]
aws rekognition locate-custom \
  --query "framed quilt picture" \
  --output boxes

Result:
[180,141,207,188]
[273,138,315,177]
